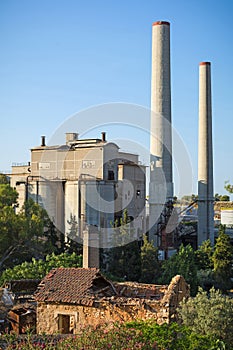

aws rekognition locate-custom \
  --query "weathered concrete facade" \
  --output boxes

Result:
[10,134,146,254]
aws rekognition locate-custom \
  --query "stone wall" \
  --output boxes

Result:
[37,275,189,334]
[160,275,190,323]
[37,299,163,334]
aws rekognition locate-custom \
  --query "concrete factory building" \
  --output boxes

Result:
[11,132,146,248]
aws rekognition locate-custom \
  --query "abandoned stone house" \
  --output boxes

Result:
[34,267,189,334]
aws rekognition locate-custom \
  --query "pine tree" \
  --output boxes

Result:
[107,210,141,281]
[195,239,213,270]
[212,224,233,291]
[159,244,198,295]
[140,234,160,283]
[66,214,82,254]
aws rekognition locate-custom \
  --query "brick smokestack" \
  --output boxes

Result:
[198,62,214,246]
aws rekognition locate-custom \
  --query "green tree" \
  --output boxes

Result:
[108,210,141,281]
[195,239,213,270]
[215,193,230,201]
[212,225,233,291]
[224,181,233,194]
[181,194,198,205]
[0,183,18,208]
[0,184,24,269]
[140,234,160,283]
[0,173,10,184]
[0,252,82,284]
[195,240,215,291]
[220,195,230,201]
[23,199,64,254]
[66,213,82,254]
[179,287,233,347]
[159,244,198,295]
[0,187,64,271]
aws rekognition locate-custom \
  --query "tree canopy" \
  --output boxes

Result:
[215,193,230,201]
[159,244,198,296]
[0,182,65,272]
[0,252,82,284]
[140,234,160,283]
[0,173,10,185]
[212,225,233,291]
[0,183,18,208]
[224,181,233,194]
[195,239,213,270]
[108,210,141,281]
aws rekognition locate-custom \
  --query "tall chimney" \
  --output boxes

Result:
[198,62,214,246]
[149,21,173,244]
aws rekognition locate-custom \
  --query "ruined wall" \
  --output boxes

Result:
[161,275,190,323]
[37,299,162,334]
[37,275,189,334]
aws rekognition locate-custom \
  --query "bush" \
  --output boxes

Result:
[1,321,225,350]
[178,287,233,348]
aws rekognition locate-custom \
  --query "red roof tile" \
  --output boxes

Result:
[34,268,115,304]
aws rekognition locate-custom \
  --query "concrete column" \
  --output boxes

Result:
[149,21,173,244]
[198,62,214,246]
[83,226,100,268]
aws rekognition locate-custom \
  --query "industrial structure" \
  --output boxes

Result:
[11,132,146,264]
[9,20,216,258]
[149,23,215,249]
[197,62,214,246]
[149,21,175,251]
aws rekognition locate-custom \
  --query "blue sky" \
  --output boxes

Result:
[0,0,232,197]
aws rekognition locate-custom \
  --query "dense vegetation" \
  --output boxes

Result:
[0,174,82,277]
[0,175,65,272]
[107,220,233,295]
[0,173,232,293]
[0,321,228,349]
[1,173,233,296]
[1,176,233,348]
[0,252,82,285]
[179,287,233,347]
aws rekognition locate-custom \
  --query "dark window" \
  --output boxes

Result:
[108,170,114,180]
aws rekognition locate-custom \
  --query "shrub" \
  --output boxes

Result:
[178,287,233,347]
[1,321,225,349]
